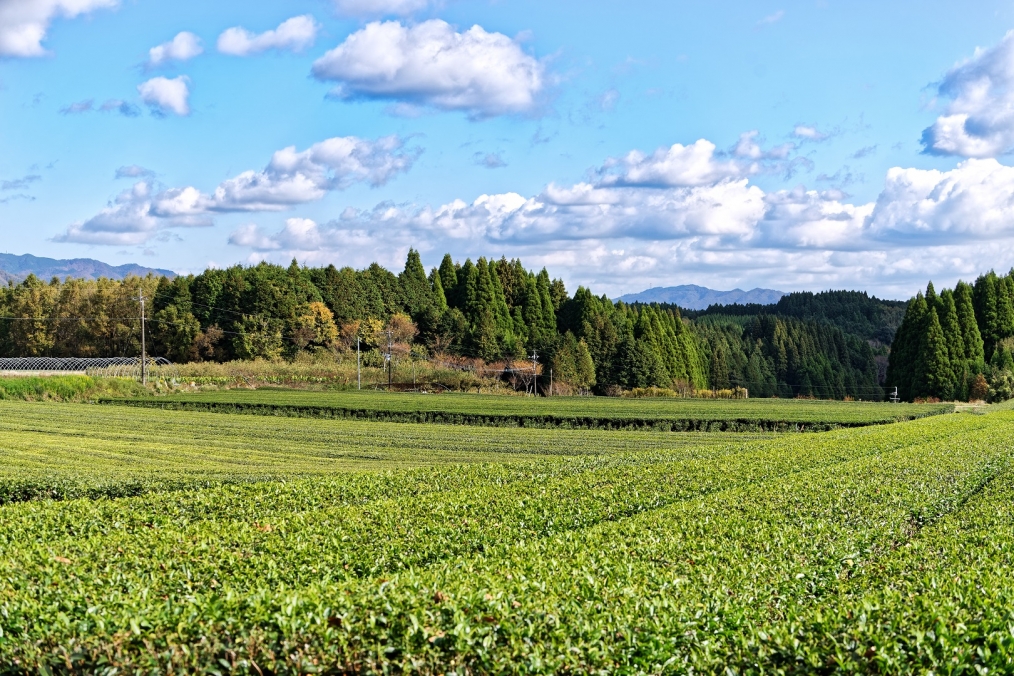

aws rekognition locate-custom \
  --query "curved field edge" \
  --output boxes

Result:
[98,397,955,432]
[0,412,1010,673]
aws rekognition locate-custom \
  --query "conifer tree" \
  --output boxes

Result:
[430,268,448,312]
[520,274,546,349]
[887,293,928,400]
[925,281,938,312]
[939,289,964,390]
[916,307,952,399]
[710,345,731,390]
[575,339,597,390]
[974,272,1002,360]
[471,307,500,362]
[484,258,521,358]
[1001,273,1014,342]
[954,281,985,368]
[535,269,557,338]
[438,254,459,308]
[399,249,433,319]
[460,259,479,320]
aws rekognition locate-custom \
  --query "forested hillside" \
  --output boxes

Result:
[887,271,1014,402]
[694,316,882,399]
[680,290,907,344]
[0,251,887,399]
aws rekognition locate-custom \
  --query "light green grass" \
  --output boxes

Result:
[0,375,146,401]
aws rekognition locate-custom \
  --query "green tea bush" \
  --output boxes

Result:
[0,408,1011,672]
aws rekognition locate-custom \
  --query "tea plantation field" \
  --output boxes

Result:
[2,399,1014,672]
[102,388,953,432]
[0,401,742,504]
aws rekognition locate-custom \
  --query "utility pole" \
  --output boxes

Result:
[138,288,147,385]
[530,350,538,396]
[386,329,394,390]
[550,368,553,397]
[357,336,361,390]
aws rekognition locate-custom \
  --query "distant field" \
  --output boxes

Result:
[101,389,954,431]
[2,402,1013,672]
[0,400,746,504]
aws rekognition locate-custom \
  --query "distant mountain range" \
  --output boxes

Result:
[616,284,787,310]
[0,253,175,284]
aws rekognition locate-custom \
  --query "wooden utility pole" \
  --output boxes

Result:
[139,289,147,385]
[387,329,394,390]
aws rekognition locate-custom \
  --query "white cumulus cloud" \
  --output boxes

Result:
[311,20,545,118]
[596,140,744,187]
[147,31,202,68]
[138,76,190,116]
[867,158,1014,242]
[62,135,418,245]
[217,15,319,56]
[226,141,1014,298]
[56,181,211,246]
[209,135,419,211]
[0,0,117,57]
[922,30,1014,157]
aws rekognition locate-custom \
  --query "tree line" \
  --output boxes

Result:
[0,250,887,398]
[886,270,1014,402]
[680,290,907,345]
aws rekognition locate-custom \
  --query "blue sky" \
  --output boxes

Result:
[3,0,1014,298]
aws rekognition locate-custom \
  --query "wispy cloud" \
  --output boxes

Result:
[851,144,878,159]
[60,100,93,114]
[474,152,507,169]
[115,165,155,179]
[1,174,41,191]
[757,10,785,27]
[60,98,140,117]
[792,124,833,142]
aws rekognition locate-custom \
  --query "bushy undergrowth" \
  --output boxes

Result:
[173,355,514,393]
[621,385,749,399]
[0,376,146,402]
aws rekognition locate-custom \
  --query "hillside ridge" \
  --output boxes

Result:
[616,284,786,309]
[0,253,175,283]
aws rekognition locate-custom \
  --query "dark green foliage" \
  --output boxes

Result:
[889,275,1008,401]
[954,281,984,366]
[696,315,881,399]
[916,308,952,399]
[683,289,907,344]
